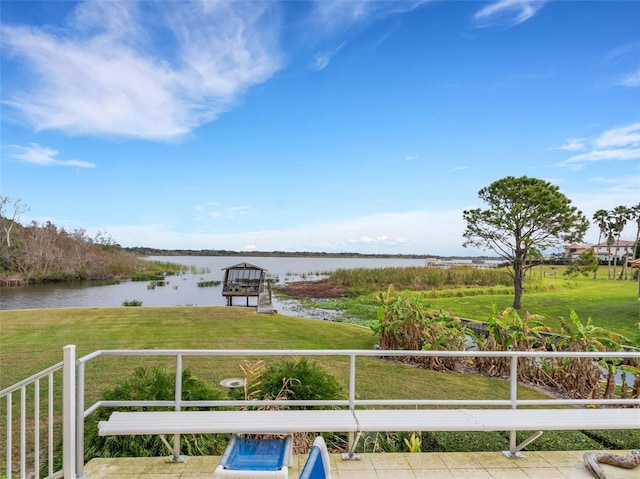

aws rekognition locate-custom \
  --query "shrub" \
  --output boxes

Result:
[84,366,227,460]
[230,358,346,453]
[245,358,345,405]
[122,299,143,306]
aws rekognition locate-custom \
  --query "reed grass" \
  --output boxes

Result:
[323,266,638,339]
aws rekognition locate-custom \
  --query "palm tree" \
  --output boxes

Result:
[631,202,640,264]
[592,209,609,279]
[606,228,616,280]
[609,205,631,280]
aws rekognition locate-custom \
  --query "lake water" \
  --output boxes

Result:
[0,256,426,317]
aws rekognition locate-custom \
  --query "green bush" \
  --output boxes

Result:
[246,358,345,406]
[84,366,228,460]
[122,299,143,306]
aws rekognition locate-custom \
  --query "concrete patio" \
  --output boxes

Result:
[85,450,640,478]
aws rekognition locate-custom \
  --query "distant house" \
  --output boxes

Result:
[564,240,636,262]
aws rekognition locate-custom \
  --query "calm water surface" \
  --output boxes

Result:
[0,256,425,317]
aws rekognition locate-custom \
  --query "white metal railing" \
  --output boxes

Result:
[1,345,75,479]
[76,348,640,476]
[3,346,640,479]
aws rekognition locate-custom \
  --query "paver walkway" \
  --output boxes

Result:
[85,450,640,478]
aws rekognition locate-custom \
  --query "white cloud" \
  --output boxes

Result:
[8,143,95,168]
[404,155,420,161]
[555,123,640,168]
[619,69,640,87]
[595,123,640,148]
[86,208,473,255]
[565,148,640,164]
[2,1,282,140]
[474,0,546,28]
[549,138,587,151]
[310,1,429,34]
[311,43,344,71]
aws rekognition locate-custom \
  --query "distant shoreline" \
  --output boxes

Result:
[125,247,500,261]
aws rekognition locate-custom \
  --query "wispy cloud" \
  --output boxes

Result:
[619,69,640,88]
[2,1,282,140]
[549,138,587,151]
[199,203,251,220]
[404,155,420,161]
[311,43,344,71]
[305,1,430,69]
[7,143,95,167]
[473,0,546,28]
[555,123,640,168]
[310,1,429,34]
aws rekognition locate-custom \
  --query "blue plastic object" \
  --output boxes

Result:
[219,435,289,471]
[298,444,326,479]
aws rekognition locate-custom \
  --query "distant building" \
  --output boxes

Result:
[564,240,636,262]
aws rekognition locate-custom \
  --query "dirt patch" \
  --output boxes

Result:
[274,280,345,299]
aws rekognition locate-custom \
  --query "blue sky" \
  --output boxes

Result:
[1,0,639,256]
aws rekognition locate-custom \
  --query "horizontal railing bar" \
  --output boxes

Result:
[79,349,640,363]
[87,399,351,410]
[0,361,63,396]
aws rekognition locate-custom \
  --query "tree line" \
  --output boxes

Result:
[0,196,146,284]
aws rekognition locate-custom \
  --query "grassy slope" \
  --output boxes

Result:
[1,307,544,405]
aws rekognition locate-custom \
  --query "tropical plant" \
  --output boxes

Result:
[474,306,552,382]
[548,310,629,399]
[462,176,588,309]
[373,287,469,371]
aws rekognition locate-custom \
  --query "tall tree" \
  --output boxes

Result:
[0,196,29,247]
[609,205,631,280]
[463,176,588,309]
[630,202,640,264]
[592,209,609,279]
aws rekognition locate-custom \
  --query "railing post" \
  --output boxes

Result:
[6,393,11,479]
[508,353,518,456]
[343,353,361,460]
[349,354,356,412]
[76,361,86,478]
[63,345,76,479]
[171,354,185,462]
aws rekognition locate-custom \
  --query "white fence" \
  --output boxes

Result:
[2,346,640,479]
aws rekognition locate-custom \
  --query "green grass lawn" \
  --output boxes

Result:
[2,306,638,459]
[1,306,547,403]
[321,269,639,340]
[431,276,639,338]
